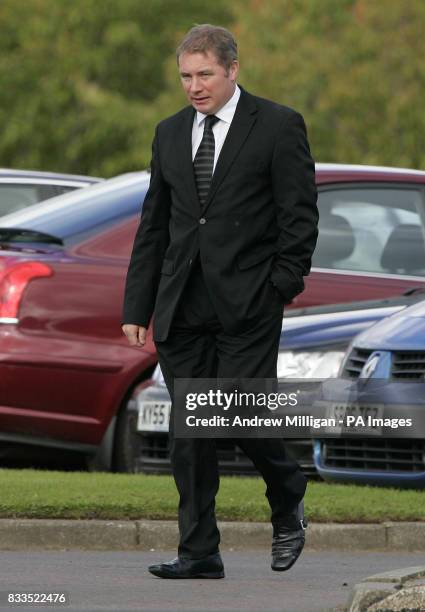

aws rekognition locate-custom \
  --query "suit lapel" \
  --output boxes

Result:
[201,88,258,215]
[177,105,201,213]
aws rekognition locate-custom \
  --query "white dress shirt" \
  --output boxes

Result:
[192,84,241,173]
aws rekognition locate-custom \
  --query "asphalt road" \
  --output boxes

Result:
[0,550,424,612]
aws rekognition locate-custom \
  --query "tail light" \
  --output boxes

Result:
[0,261,53,321]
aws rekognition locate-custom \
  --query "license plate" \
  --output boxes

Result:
[325,402,384,434]
[137,400,171,432]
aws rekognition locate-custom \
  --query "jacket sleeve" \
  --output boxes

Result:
[121,125,171,327]
[269,110,319,304]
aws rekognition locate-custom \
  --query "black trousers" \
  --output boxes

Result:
[155,257,307,559]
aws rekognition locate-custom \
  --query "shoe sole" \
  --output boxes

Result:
[271,558,298,572]
[149,569,225,579]
[271,544,305,572]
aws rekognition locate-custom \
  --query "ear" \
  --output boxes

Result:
[229,60,239,82]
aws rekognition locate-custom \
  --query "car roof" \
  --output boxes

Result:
[0,171,151,242]
[3,163,422,184]
[0,168,102,183]
[315,163,425,184]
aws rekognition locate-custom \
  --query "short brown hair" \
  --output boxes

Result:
[176,24,238,72]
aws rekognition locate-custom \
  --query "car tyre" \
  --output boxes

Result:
[112,398,144,473]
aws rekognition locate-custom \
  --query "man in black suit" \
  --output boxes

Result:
[122,24,318,579]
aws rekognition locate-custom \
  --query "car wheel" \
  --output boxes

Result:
[85,416,116,472]
[112,397,145,473]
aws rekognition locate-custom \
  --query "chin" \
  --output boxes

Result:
[196,105,212,114]
[192,100,214,113]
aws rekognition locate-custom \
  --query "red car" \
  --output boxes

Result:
[0,165,424,472]
[302,164,425,306]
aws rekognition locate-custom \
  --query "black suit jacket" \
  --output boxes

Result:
[122,87,318,342]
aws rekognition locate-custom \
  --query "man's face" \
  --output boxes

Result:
[178,51,239,115]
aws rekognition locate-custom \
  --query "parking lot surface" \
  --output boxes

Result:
[1,550,424,611]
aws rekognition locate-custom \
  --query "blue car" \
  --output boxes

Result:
[131,294,424,477]
[314,298,425,488]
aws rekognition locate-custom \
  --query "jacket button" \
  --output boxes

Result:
[199,218,206,225]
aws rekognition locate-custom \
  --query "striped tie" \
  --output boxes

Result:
[193,114,219,206]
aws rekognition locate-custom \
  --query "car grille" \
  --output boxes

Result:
[391,351,425,379]
[320,439,425,472]
[136,434,316,476]
[135,434,258,475]
[343,348,373,378]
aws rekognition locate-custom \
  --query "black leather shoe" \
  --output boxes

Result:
[148,552,225,579]
[271,501,307,572]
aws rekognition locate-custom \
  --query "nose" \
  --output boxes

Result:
[189,76,202,93]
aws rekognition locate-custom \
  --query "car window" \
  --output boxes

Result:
[0,183,73,216]
[0,185,41,215]
[313,187,425,276]
[0,174,149,244]
[53,185,81,196]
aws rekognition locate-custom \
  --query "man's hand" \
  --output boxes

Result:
[122,324,147,347]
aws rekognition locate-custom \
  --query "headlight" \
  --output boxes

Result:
[152,363,166,387]
[277,350,346,379]
[337,341,354,377]
[153,352,346,383]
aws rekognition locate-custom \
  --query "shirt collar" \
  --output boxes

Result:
[195,84,241,126]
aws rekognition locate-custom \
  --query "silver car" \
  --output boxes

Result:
[0,168,102,217]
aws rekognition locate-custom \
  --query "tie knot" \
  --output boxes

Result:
[204,115,219,130]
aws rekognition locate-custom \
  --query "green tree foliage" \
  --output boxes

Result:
[0,0,233,175]
[235,0,425,168]
[0,0,423,175]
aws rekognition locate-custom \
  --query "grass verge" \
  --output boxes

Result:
[0,469,424,522]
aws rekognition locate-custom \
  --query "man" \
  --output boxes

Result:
[122,24,318,579]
